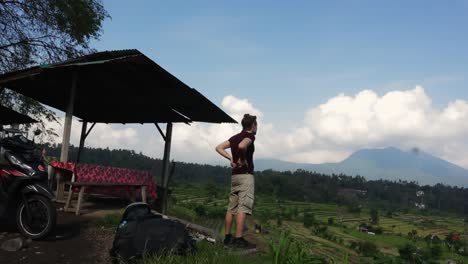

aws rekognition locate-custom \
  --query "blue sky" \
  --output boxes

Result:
[92,0,468,128]
[60,0,468,168]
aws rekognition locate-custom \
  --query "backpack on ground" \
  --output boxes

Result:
[110,202,195,263]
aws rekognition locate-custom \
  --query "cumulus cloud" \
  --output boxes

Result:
[300,86,468,167]
[48,119,140,151]
[48,86,468,169]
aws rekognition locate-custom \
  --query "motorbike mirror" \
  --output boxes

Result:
[34,129,42,136]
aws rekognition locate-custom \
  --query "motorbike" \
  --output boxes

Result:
[0,128,57,239]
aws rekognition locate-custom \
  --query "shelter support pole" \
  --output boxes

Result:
[160,122,173,214]
[57,71,77,202]
[75,121,96,165]
[76,121,88,164]
[60,71,78,162]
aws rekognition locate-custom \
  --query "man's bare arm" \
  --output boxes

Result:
[215,141,236,168]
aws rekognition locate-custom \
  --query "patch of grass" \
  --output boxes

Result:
[93,213,122,229]
[268,232,326,264]
[137,241,269,264]
[167,204,198,222]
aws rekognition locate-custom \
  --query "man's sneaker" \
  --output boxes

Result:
[234,237,256,250]
[223,234,235,247]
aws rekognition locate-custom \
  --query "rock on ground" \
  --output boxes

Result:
[1,237,24,252]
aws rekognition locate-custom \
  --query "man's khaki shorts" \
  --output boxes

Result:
[228,174,254,215]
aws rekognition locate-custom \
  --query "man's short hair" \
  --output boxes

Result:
[241,114,257,130]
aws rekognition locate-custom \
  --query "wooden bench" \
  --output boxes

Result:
[64,182,148,215]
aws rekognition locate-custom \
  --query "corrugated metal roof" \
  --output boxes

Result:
[0,50,236,124]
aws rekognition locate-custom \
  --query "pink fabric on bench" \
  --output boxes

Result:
[50,161,157,199]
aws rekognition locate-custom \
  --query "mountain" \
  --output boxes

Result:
[255,147,468,187]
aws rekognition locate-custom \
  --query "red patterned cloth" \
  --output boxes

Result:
[50,161,157,200]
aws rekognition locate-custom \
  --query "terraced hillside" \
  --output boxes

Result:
[169,184,468,263]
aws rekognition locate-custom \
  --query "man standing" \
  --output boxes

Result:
[216,114,257,249]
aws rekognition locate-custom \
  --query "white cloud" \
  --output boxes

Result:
[300,86,468,167]
[49,86,468,169]
[49,119,140,151]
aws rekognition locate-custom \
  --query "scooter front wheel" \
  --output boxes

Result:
[16,194,57,240]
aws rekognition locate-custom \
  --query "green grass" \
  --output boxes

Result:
[162,185,468,263]
[93,212,122,228]
[137,241,269,264]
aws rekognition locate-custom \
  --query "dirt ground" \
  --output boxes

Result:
[0,198,266,264]
[0,200,122,264]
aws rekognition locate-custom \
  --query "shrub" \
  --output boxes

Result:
[327,217,335,225]
[303,211,316,228]
[398,243,417,261]
[350,241,379,257]
[276,216,283,227]
[194,204,207,217]
[370,209,379,224]
[368,225,383,235]
[359,241,379,257]
[427,245,442,259]
[312,225,328,236]
[347,203,362,213]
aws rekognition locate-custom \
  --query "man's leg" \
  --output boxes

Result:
[224,185,238,246]
[225,211,233,235]
[235,212,246,238]
[232,174,256,249]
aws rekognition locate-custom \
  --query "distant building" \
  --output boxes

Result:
[359,226,368,233]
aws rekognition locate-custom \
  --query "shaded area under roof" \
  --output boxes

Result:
[0,50,236,124]
[0,105,37,125]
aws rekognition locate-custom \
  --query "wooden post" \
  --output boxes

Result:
[60,71,78,162]
[76,121,87,164]
[57,71,77,201]
[75,186,85,215]
[64,186,74,212]
[161,122,173,214]
[141,186,147,204]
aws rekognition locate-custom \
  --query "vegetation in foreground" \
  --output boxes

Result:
[166,183,468,264]
[137,241,268,264]
[49,146,468,263]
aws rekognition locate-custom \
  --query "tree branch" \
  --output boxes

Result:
[0,35,55,49]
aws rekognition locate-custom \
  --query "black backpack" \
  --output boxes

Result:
[110,203,195,263]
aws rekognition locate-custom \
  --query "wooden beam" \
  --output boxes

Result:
[76,121,87,164]
[155,123,166,141]
[60,71,78,162]
[161,122,173,188]
[85,122,96,138]
[160,122,173,214]
[57,71,77,202]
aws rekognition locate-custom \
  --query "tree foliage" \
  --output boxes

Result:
[370,208,379,224]
[44,144,468,216]
[0,0,108,72]
[0,0,109,141]
[302,210,316,228]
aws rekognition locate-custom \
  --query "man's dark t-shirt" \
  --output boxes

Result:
[229,131,255,175]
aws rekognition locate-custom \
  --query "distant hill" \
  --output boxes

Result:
[255,147,468,187]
